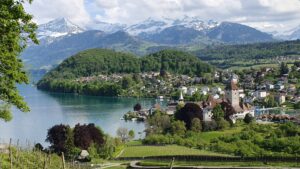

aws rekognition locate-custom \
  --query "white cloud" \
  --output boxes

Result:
[24,0,300,32]
[24,0,91,27]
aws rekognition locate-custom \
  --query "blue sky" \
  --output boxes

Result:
[24,0,300,33]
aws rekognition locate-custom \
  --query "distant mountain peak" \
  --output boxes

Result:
[36,17,85,44]
[37,18,84,39]
[125,16,219,36]
[39,18,84,32]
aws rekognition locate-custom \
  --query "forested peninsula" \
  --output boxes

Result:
[37,49,214,97]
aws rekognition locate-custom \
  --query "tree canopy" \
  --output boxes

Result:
[37,49,214,96]
[175,103,203,129]
[0,0,38,121]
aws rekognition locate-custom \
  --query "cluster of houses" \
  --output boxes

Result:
[120,62,300,124]
[174,75,255,123]
[75,71,221,98]
[239,67,300,105]
[179,85,223,100]
[125,75,255,124]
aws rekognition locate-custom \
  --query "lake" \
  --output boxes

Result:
[0,85,159,146]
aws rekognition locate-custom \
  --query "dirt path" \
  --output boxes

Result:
[115,149,125,158]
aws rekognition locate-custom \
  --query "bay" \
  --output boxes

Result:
[0,85,159,145]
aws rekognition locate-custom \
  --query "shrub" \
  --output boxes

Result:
[191,118,202,132]
[203,120,218,131]
[244,113,255,124]
[216,118,230,130]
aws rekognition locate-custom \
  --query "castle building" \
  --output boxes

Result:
[225,80,240,107]
[201,75,255,123]
[224,75,255,121]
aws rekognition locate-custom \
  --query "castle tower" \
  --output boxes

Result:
[225,76,239,107]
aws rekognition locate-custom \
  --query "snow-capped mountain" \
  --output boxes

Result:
[88,21,126,33]
[37,18,84,43]
[172,16,219,31]
[269,24,300,40]
[125,17,172,36]
[288,25,300,40]
[125,16,219,36]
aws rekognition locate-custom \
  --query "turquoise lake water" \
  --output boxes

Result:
[0,85,159,145]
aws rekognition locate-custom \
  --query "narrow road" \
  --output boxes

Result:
[93,162,122,169]
[115,149,125,158]
[129,161,298,169]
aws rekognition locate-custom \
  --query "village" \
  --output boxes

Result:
[123,61,300,124]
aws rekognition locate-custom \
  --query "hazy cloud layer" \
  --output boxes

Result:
[24,0,91,26]
[25,0,300,32]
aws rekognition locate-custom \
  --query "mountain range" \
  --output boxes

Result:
[21,16,300,73]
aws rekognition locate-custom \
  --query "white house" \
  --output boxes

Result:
[201,90,208,95]
[275,84,284,90]
[255,90,267,99]
[180,86,188,94]
[212,87,222,94]
[187,87,198,96]
[266,84,274,90]
[202,107,213,121]
[213,94,220,99]
[239,93,246,98]
[201,86,210,93]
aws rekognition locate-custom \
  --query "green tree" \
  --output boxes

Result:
[121,75,133,89]
[190,92,206,102]
[116,127,129,142]
[146,111,171,135]
[294,102,300,109]
[191,118,202,132]
[65,127,80,160]
[128,130,135,140]
[0,0,38,121]
[175,103,202,129]
[265,95,278,108]
[280,62,289,75]
[212,104,225,121]
[216,118,230,130]
[171,120,186,137]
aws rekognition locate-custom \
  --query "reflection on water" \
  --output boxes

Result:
[0,85,158,145]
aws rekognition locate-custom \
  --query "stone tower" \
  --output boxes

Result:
[225,76,239,107]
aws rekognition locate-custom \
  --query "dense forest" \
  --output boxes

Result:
[37,49,214,96]
[194,40,300,68]
[196,40,300,60]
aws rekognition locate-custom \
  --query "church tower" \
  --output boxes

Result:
[225,75,240,107]
[179,91,184,103]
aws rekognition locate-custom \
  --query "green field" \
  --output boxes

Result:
[119,144,230,158]
[195,126,243,143]
[119,126,244,158]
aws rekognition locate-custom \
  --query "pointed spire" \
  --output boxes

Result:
[179,91,184,101]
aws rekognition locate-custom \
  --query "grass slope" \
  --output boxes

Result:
[119,144,230,158]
